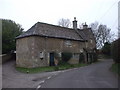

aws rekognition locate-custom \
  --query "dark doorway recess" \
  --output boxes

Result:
[50,53,55,66]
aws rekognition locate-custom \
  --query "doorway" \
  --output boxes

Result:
[49,53,55,66]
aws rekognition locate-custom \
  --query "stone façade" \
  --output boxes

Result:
[16,18,96,68]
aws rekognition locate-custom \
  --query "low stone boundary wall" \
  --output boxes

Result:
[0,53,16,64]
[68,59,79,64]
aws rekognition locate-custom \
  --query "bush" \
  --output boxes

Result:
[92,52,98,62]
[88,52,98,63]
[62,52,72,62]
[54,66,59,71]
[111,38,120,63]
[102,42,111,56]
[111,63,120,75]
[2,19,23,54]
[79,53,85,63]
[58,60,68,65]
[53,52,61,60]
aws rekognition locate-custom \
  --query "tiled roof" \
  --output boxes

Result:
[16,22,87,41]
[76,29,88,41]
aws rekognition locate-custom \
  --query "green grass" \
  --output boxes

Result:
[111,63,120,76]
[16,63,88,74]
[16,66,55,73]
[58,63,87,70]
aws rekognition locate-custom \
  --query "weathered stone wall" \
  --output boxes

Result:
[16,36,86,68]
[33,36,85,66]
[68,59,79,64]
[16,37,35,68]
[1,54,15,64]
[83,29,96,49]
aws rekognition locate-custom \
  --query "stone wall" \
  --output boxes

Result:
[68,59,79,64]
[33,36,85,67]
[16,36,86,68]
[16,37,35,68]
[1,53,15,64]
[84,28,96,49]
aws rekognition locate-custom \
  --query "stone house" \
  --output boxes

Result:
[16,18,96,68]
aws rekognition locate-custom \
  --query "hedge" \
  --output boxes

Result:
[111,38,120,63]
[62,52,72,62]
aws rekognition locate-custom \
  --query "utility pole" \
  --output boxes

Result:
[118,1,120,38]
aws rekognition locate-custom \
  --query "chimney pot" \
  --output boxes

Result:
[83,22,88,29]
[73,17,77,30]
[74,17,76,21]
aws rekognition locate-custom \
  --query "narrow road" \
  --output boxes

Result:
[41,59,118,88]
[2,60,62,88]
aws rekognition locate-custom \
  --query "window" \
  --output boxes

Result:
[90,39,93,43]
[73,53,79,59]
[80,49,83,53]
[65,40,72,47]
[39,52,44,59]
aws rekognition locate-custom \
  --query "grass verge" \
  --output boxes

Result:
[111,63,120,76]
[16,63,88,74]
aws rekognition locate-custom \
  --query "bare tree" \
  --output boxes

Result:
[79,23,84,29]
[90,22,115,49]
[58,18,71,28]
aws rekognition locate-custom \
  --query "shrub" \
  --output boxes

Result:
[53,52,61,60]
[54,66,59,71]
[111,38,120,63]
[111,63,120,75]
[88,52,98,63]
[79,53,85,63]
[92,52,98,62]
[62,52,72,62]
[102,42,111,56]
[58,60,68,65]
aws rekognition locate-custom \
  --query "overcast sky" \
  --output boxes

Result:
[0,0,119,35]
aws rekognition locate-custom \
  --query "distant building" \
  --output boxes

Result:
[16,18,96,68]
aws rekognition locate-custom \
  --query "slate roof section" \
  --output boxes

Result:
[75,29,88,41]
[16,22,87,41]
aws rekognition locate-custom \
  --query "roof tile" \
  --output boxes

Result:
[16,22,86,41]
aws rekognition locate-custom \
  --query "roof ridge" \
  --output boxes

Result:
[37,22,74,30]
[33,22,39,34]
[16,22,86,42]
[37,22,85,40]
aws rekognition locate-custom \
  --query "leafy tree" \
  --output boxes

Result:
[2,19,23,54]
[111,38,120,63]
[102,42,111,56]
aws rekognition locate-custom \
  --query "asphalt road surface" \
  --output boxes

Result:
[2,60,62,88]
[41,59,118,88]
